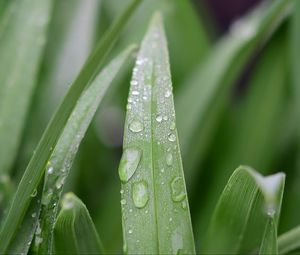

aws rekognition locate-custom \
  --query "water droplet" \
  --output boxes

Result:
[163,116,168,121]
[55,175,66,189]
[131,80,138,86]
[132,90,139,96]
[166,153,173,166]
[119,148,142,183]
[170,122,176,130]
[126,104,132,110]
[128,229,133,234]
[35,236,43,245]
[168,133,176,142]
[30,189,37,197]
[42,189,53,205]
[120,189,124,194]
[132,181,149,208]
[47,167,54,174]
[169,217,173,222]
[31,213,36,218]
[182,200,187,210]
[165,90,171,98]
[63,196,74,209]
[161,168,165,173]
[171,177,186,202]
[129,120,144,133]
[156,114,163,122]
[121,199,127,205]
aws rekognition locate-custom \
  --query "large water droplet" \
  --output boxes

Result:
[132,181,149,208]
[119,148,142,183]
[166,153,173,166]
[168,133,176,142]
[129,120,144,133]
[171,177,186,202]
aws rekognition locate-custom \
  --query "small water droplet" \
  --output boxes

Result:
[132,90,139,96]
[169,217,173,222]
[120,189,124,194]
[171,177,186,202]
[55,175,66,189]
[166,153,173,166]
[31,213,36,218]
[165,90,171,98]
[35,236,43,246]
[161,168,165,173]
[119,148,142,183]
[132,181,149,208]
[121,199,127,205]
[163,116,168,121]
[168,133,176,142]
[182,200,187,210]
[47,167,54,174]
[42,189,53,205]
[30,189,37,197]
[128,229,133,234]
[126,104,132,110]
[131,80,138,86]
[129,120,144,133]
[156,114,163,123]
[170,122,176,130]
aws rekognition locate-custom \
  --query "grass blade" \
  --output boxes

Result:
[0,0,142,252]
[119,13,195,254]
[36,46,135,254]
[195,27,288,243]
[202,166,285,254]
[0,0,53,175]
[176,0,290,182]
[54,193,104,254]
[278,226,300,254]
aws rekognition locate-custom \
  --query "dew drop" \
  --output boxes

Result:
[119,148,142,183]
[156,114,163,123]
[30,189,37,197]
[42,189,53,205]
[47,167,54,174]
[129,120,144,133]
[171,177,186,202]
[121,199,127,205]
[131,80,138,86]
[168,133,176,142]
[63,196,74,209]
[132,181,149,208]
[182,200,187,210]
[128,229,133,234]
[165,90,172,98]
[163,116,168,121]
[120,189,124,194]
[170,122,176,130]
[166,153,173,166]
[132,90,139,96]
[31,212,36,218]
[55,175,66,189]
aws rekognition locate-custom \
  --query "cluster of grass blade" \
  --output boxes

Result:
[1,0,300,254]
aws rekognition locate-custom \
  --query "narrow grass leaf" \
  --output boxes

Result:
[54,193,104,254]
[0,0,142,252]
[119,13,195,254]
[202,166,285,254]
[176,0,291,181]
[0,0,53,175]
[36,46,135,254]
[278,225,300,254]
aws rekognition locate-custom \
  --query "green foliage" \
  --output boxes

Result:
[0,0,300,254]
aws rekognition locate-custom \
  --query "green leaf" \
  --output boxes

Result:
[0,0,142,252]
[176,0,291,183]
[54,193,104,254]
[202,166,285,254]
[278,225,300,254]
[195,26,288,243]
[119,13,195,254]
[35,45,136,254]
[0,0,53,175]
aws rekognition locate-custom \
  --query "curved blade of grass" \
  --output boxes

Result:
[0,175,14,218]
[35,45,135,254]
[195,27,288,243]
[260,217,278,255]
[54,193,104,254]
[176,0,291,182]
[0,0,53,175]
[202,166,285,254]
[278,226,300,254]
[0,0,142,252]
[119,13,195,254]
